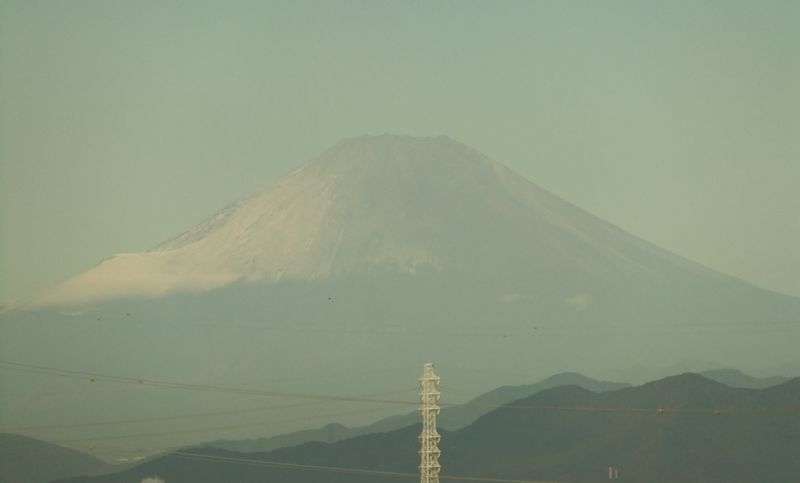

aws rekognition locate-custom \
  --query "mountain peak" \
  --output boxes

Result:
[305,133,497,182]
[612,373,737,408]
[326,133,467,157]
[343,133,455,143]
[26,135,540,307]
[25,135,800,313]
[649,372,724,388]
[338,133,462,148]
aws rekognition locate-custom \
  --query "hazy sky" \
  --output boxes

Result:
[1,0,798,304]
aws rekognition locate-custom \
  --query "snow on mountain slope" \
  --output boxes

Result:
[29,134,785,308]
[6,135,800,460]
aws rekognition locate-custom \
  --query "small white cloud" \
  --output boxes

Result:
[566,293,592,311]
[141,478,165,483]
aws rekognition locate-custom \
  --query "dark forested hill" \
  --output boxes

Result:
[699,368,791,389]
[6,135,800,455]
[60,374,800,483]
[0,433,109,483]
[207,371,629,453]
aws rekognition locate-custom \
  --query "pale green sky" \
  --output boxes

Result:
[1,0,798,304]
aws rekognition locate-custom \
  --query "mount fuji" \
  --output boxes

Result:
[27,134,797,319]
[2,135,798,458]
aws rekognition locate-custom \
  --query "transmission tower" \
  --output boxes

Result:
[419,362,441,483]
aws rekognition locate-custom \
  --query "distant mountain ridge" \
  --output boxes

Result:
[698,368,791,389]
[3,134,800,459]
[207,372,629,453]
[61,374,800,483]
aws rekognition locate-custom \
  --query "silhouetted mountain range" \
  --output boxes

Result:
[4,135,799,457]
[60,374,800,483]
[207,372,629,452]
[698,368,791,389]
[0,433,109,483]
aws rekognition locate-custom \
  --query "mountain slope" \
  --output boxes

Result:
[3,134,800,460]
[207,372,629,453]
[60,375,800,483]
[26,134,798,316]
[699,369,791,389]
[0,433,109,483]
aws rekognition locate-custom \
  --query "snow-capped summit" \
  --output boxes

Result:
[28,135,794,312]
[7,135,800,458]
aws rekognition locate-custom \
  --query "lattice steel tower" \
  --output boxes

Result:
[418,362,441,483]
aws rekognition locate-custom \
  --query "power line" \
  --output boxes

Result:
[169,451,562,483]
[2,360,798,420]
[3,387,416,432]
[3,358,799,448]
[25,401,799,449]
[0,360,421,406]
[48,405,400,444]
[24,313,800,338]
[3,357,800,475]
[4,403,302,431]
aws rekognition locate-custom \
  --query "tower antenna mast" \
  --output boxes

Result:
[419,362,441,483]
